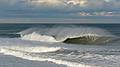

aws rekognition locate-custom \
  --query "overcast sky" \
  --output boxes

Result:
[0,0,120,18]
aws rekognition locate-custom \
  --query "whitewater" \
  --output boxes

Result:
[0,24,120,67]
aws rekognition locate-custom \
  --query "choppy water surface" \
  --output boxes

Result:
[0,24,120,67]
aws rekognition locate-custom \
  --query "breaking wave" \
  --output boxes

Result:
[0,46,97,67]
[19,26,118,45]
[0,36,120,67]
[0,24,120,67]
[1,45,120,67]
[0,46,61,53]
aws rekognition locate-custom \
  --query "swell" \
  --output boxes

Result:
[0,33,20,38]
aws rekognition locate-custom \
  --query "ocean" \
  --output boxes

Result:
[0,23,120,67]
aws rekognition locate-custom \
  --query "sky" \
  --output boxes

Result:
[0,0,120,18]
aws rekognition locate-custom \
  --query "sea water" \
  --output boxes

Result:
[0,23,120,67]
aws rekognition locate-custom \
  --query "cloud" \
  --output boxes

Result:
[0,0,120,11]
[0,0,120,18]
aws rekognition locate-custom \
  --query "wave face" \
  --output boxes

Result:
[19,26,118,45]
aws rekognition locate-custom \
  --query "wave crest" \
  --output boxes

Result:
[21,32,58,42]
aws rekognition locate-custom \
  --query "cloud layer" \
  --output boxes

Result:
[0,0,120,18]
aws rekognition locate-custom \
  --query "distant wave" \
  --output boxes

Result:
[19,26,119,45]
